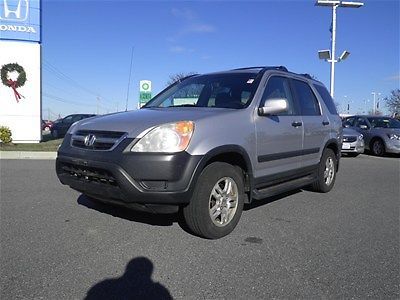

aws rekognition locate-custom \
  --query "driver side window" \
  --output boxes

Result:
[355,117,369,128]
[260,76,295,115]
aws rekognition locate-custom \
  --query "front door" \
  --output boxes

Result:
[254,76,303,181]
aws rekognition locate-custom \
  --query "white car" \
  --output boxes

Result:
[341,127,364,157]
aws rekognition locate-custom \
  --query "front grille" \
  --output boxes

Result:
[60,162,118,186]
[343,136,357,143]
[71,130,126,150]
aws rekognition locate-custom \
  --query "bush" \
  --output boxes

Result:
[0,126,12,144]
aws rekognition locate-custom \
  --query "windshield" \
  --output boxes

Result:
[144,73,259,109]
[367,117,400,129]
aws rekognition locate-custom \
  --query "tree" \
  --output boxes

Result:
[384,89,400,115]
[166,72,196,87]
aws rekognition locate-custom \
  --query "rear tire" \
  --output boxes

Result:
[311,148,337,193]
[371,139,385,156]
[182,162,244,239]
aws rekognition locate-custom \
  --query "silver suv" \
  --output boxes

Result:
[56,66,342,239]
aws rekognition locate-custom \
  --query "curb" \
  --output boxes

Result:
[0,151,57,160]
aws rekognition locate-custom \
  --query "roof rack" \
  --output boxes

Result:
[232,66,288,72]
[301,73,313,79]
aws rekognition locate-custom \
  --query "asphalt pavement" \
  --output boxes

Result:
[1,155,399,299]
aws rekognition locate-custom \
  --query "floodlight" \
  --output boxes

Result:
[339,50,350,61]
[315,0,340,6]
[340,1,364,8]
[318,50,331,60]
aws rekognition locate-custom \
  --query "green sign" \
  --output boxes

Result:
[139,92,152,107]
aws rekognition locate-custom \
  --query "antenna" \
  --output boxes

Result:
[125,46,134,112]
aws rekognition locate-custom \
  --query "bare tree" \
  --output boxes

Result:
[166,72,196,87]
[384,89,400,115]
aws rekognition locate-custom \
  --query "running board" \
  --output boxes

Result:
[252,175,316,200]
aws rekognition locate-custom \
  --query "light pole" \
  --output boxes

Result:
[316,0,364,98]
[371,92,381,115]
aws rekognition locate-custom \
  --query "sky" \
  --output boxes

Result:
[41,0,399,119]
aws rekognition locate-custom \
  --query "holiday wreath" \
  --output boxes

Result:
[1,63,26,102]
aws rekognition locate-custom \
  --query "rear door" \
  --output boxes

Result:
[254,75,303,180]
[291,79,329,168]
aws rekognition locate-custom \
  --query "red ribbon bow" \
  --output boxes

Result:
[6,79,24,103]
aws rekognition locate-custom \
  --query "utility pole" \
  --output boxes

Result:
[97,96,100,115]
[125,46,134,112]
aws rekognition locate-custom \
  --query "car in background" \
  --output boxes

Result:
[341,127,364,157]
[42,120,53,132]
[51,114,96,138]
[342,115,400,156]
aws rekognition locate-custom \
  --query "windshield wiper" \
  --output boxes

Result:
[166,104,197,107]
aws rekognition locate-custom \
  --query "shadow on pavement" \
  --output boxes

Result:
[77,195,178,226]
[85,257,172,300]
[244,189,303,211]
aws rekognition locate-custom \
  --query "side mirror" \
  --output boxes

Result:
[258,99,288,116]
[359,124,368,130]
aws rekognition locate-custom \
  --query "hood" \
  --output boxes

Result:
[342,127,360,136]
[74,107,238,137]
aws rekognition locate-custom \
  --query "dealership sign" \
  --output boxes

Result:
[139,80,152,107]
[0,0,41,42]
[0,41,41,142]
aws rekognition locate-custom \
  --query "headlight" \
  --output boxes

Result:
[131,121,194,153]
[388,133,400,140]
[358,134,364,140]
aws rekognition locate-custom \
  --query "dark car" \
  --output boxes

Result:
[343,115,400,156]
[51,114,95,138]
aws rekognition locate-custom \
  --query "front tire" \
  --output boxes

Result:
[182,162,244,239]
[371,139,385,156]
[311,148,337,193]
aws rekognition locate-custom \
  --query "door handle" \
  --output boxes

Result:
[322,121,330,126]
[291,121,302,127]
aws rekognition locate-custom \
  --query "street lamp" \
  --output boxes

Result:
[371,92,381,115]
[316,0,364,98]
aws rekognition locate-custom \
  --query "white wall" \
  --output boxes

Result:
[0,40,41,143]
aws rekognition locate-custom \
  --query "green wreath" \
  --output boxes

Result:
[1,63,27,88]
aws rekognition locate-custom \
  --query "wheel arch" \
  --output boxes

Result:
[192,145,254,203]
[322,139,341,171]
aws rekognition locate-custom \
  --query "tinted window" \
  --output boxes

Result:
[260,76,296,115]
[292,80,321,116]
[63,115,74,123]
[367,117,400,129]
[343,117,355,127]
[355,117,369,128]
[314,84,338,115]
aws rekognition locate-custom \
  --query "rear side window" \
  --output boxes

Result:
[292,80,321,116]
[314,84,338,115]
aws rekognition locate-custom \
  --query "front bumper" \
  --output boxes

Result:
[386,139,400,154]
[341,140,365,153]
[56,134,203,205]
